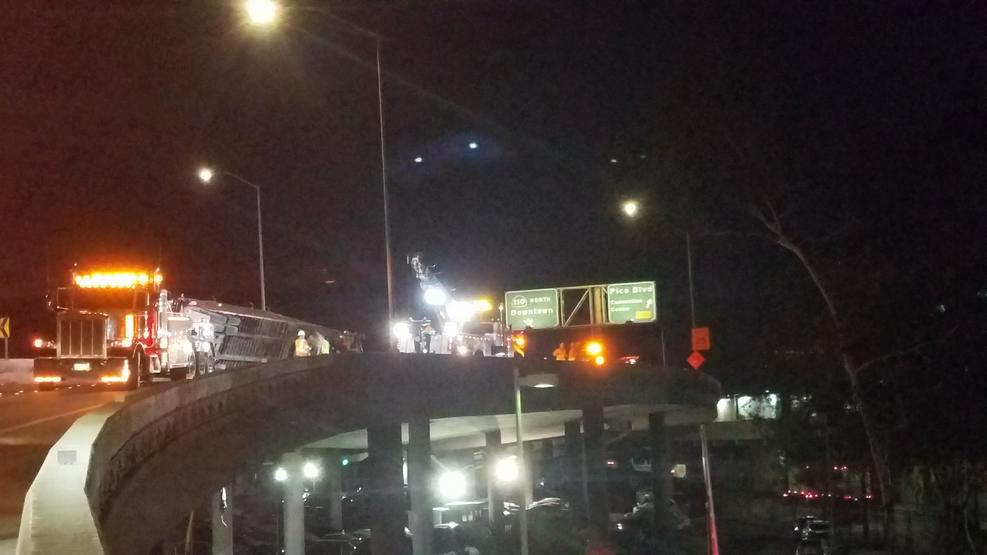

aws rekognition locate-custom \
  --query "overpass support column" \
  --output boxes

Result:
[408,417,434,555]
[649,412,679,554]
[211,484,234,555]
[564,420,587,525]
[485,429,506,552]
[582,402,610,541]
[368,423,408,555]
[324,450,344,531]
[282,452,305,555]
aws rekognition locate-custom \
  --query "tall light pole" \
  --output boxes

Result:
[621,198,668,366]
[239,0,395,335]
[512,371,558,555]
[619,198,717,552]
[199,168,267,311]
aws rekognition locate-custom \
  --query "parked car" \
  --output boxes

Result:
[793,515,820,539]
[801,519,833,541]
[612,490,690,552]
[795,538,833,555]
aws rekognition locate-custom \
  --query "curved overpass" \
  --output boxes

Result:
[17,353,720,555]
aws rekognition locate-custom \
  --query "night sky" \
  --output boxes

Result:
[2,2,984,376]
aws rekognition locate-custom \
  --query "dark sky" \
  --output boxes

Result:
[2,2,984,369]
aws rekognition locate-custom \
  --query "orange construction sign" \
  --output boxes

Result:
[691,327,710,351]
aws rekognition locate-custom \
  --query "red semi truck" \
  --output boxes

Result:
[33,268,360,390]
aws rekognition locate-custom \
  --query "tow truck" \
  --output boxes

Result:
[391,254,510,357]
[33,268,361,390]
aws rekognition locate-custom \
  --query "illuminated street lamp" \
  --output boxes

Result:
[495,456,519,483]
[239,6,395,341]
[198,167,267,310]
[616,197,718,549]
[245,0,278,25]
[302,461,320,480]
[622,199,640,218]
[437,469,468,501]
[273,466,288,482]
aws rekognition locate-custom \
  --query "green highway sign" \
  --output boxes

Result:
[606,281,657,323]
[505,288,560,330]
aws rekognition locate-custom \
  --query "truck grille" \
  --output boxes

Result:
[59,317,107,358]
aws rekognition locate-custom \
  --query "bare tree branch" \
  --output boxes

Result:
[856,329,958,374]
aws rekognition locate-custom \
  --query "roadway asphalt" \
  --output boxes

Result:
[0,382,135,540]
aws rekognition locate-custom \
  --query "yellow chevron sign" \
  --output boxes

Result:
[0,317,8,339]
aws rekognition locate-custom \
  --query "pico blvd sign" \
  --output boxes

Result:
[505,289,560,330]
[606,281,657,323]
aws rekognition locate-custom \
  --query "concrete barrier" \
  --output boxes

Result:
[15,356,327,555]
[16,405,120,555]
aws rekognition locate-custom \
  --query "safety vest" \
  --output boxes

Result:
[294,337,312,357]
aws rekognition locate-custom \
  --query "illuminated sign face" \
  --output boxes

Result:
[74,271,163,289]
[504,289,560,330]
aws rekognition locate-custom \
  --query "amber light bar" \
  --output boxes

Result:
[34,376,63,383]
[74,271,163,289]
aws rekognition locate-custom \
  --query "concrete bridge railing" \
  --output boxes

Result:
[16,356,328,555]
[16,353,720,555]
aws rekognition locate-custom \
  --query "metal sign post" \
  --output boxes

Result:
[0,317,9,360]
[700,424,720,555]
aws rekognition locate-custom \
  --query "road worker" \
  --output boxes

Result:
[317,334,332,356]
[553,342,568,361]
[294,330,312,357]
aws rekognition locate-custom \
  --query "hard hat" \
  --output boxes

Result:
[297,330,306,337]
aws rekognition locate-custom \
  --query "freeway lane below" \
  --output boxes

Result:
[0,385,135,540]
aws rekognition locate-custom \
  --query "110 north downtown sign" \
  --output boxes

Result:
[505,281,657,330]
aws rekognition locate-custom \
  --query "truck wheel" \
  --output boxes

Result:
[126,350,149,390]
[192,352,213,378]
[126,353,141,390]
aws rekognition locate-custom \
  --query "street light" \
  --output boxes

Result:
[238,4,395,344]
[622,199,639,218]
[616,198,718,549]
[198,167,267,310]
[302,461,320,480]
[245,0,278,25]
[437,469,468,501]
[513,370,558,555]
[495,456,519,483]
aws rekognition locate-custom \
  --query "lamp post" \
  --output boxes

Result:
[198,168,267,311]
[619,198,718,553]
[513,371,558,555]
[239,0,395,337]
